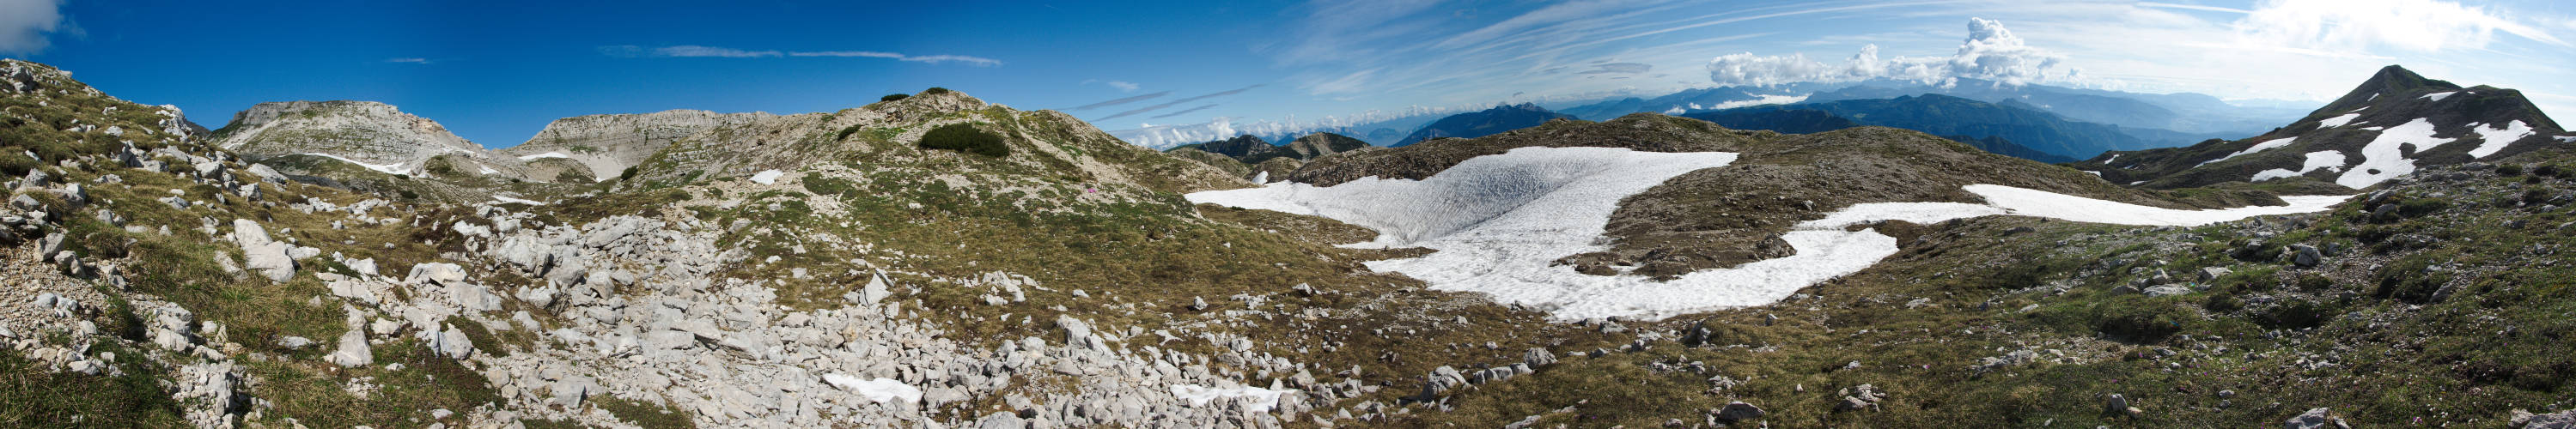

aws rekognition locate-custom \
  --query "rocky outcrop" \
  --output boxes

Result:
[500,109,772,183]
[214,100,528,178]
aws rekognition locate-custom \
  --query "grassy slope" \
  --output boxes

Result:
[1394,159,2576,427]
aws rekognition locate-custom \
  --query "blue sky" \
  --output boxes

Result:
[5,0,2573,148]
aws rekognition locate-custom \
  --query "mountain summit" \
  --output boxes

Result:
[2074,65,2566,190]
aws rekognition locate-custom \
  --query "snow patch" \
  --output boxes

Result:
[298,153,412,176]
[2336,118,2448,189]
[2253,151,2348,181]
[2465,121,2534,159]
[1189,147,1737,248]
[2421,92,2458,101]
[477,165,497,175]
[749,170,785,184]
[1170,384,1288,412]
[2197,137,2294,167]
[1189,147,2349,321]
[1250,171,1269,184]
[2317,113,2360,128]
[490,196,545,206]
[2082,170,2101,177]
[824,374,922,404]
[517,152,572,160]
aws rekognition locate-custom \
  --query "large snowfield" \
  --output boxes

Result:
[1188,147,2351,321]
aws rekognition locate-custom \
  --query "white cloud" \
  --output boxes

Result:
[2234,0,2568,53]
[1106,81,1139,92]
[385,57,431,64]
[787,51,1002,66]
[1707,18,2076,87]
[789,51,904,59]
[655,45,782,57]
[598,45,1000,65]
[0,0,65,54]
[884,54,1002,66]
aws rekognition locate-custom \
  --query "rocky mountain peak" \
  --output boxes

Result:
[2316,65,2461,115]
[2074,64,2566,190]
[1287,132,1371,159]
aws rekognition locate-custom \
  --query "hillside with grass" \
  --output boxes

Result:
[11,53,2576,429]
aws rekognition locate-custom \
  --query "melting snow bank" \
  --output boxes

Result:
[2338,118,2447,188]
[297,153,412,176]
[1188,147,1739,247]
[490,196,546,206]
[1810,185,2354,231]
[517,151,572,160]
[749,169,786,184]
[1170,384,1289,413]
[1187,147,2352,322]
[822,374,922,404]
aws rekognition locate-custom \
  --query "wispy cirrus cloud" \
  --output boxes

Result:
[384,57,434,64]
[600,45,1000,66]
[1070,91,1170,111]
[791,51,1002,66]
[1576,62,1652,75]
[1094,85,1264,122]
[1148,104,1220,119]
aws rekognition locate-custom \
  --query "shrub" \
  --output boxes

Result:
[918,124,1008,157]
[924,87,953,94]
[619,166,639,181]
[553,168,594,184]
[880,94,910,102]
[2497,163,2524,176]
[0,147,35,177]
[2374,252,2451,303]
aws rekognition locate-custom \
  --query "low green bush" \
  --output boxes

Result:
[918,124,1008,157]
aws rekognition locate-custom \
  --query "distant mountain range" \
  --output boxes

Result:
[1555,79,2306,148]
[1682,94,2159,160]
[1166,131,1379,182]
[1397,103,1576,146]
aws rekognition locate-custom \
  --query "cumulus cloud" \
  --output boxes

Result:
[1705,18,2077,88]
[2233,0,2567,52]
[0,0,67,54]
[599,45,1000,65]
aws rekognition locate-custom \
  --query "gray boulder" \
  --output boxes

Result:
[231,219,295,281]
[1714,402,1764,422]
[2287,245,2323,268]
[2287,408,2346,429]
[2512,408,2576,428]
